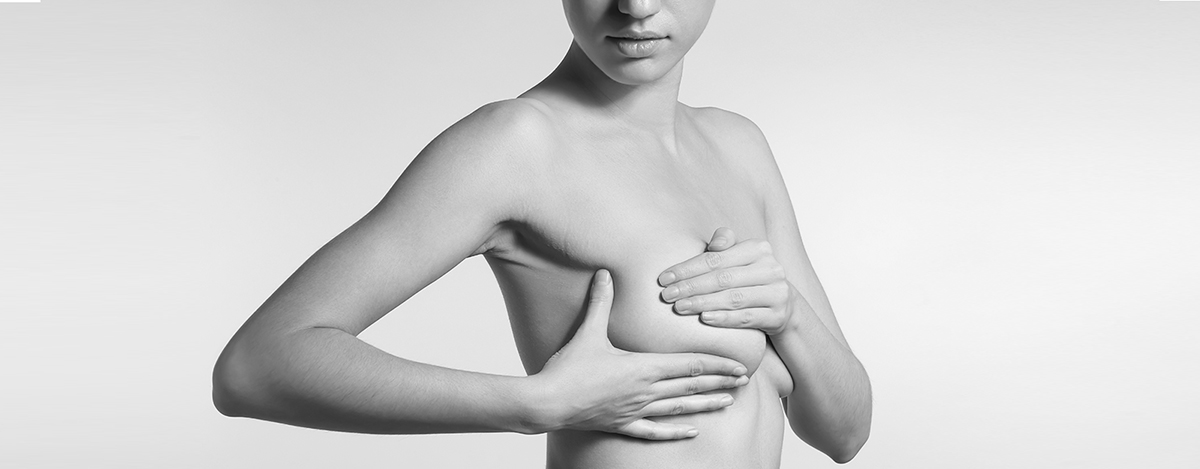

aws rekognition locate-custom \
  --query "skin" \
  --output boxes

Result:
[213,0,871,467]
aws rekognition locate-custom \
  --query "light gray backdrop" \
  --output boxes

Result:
[2,1,1197,467]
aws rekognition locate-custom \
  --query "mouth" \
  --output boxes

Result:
[607,32,668,58]
[609,31,668,41]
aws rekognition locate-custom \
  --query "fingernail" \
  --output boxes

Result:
[735,376,750,386]
[658,271,677,286]
[720,395,734,406]
[701,312,722,323]
[675,299,692,311]
[685,429,699,437]
[712,237,728,248]
[662,286,679,301]
[733,366,747,375]
[597,269,610,285]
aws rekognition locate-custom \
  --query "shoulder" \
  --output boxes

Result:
[687,106,778,172]
[688,106,771,149]
[687,105,783,181]
[384,98,560,225]
[403,98,560,193]
[422,98,559,165]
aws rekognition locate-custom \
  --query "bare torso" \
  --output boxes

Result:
[480,95,793,468]
[215,20,870,463]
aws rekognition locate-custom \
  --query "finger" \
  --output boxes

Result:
[706,227,737,252]
[648,374,750,399]
[673,284,780,314]
[647,352,748,380]
[574,269,614,343]
[618,419,699,440]
[666,264,783,304]
[640,394,735,418]
[699,308,784,332]
[658,239,773,287]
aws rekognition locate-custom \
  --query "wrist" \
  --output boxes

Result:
[513,374,562,435]
[771,283,808,337]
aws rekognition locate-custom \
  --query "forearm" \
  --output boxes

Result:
[213,326,542,435]
[771,292,872,463]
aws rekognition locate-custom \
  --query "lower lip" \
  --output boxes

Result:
[610,37,666,58]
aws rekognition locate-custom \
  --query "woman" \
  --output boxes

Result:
[213,1,871,467]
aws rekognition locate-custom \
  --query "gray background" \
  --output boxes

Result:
[2,1,1197,467]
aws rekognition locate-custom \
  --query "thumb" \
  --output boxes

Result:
[576,269,614,343]
[707,227,737,252]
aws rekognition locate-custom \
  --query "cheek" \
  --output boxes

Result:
[561,1,604,39]
[675,1,715,46]
[562,10,585,40]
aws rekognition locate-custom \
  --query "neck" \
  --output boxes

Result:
[553,41,685,146]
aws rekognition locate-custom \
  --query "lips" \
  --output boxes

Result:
[612,31,666,40]
[608,32,668,58]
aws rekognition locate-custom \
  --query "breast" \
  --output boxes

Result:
[604,244,769,376]
[496,176,772,376]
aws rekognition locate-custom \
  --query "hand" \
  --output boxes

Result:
[658,228,796,335]
[529,269,751,440]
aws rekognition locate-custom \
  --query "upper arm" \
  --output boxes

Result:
[722,112,852,348]
[240,99,553,338]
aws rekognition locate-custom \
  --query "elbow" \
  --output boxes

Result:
[791,413,871,464]
[212,370,247,418]
[829,433,867,464]
[212,385,244,418]
[827,424,870,464]
[213,327,333,420]
[212,340,266,418]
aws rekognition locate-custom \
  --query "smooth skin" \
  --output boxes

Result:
[213,238,750,440]
[534,269,750,438]
[214,0,871,466]
[663,228,873,461]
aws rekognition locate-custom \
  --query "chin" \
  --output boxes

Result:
[599,58,681,86]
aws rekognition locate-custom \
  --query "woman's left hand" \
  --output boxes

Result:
[658,227,797,336]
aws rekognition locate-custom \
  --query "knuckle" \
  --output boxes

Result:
[588,291,611,304]
[692,295,706,310]
[689,359,704,376]
[770,262,786,279]
[739,314,753,326]
[730,289,745,308]
[775,283,791,301]
[704,252,723,269]
[768,318,786,333]
[717,270,734,288]
[686,380,700,395]
[678,264,698,278]
[761,284,780,302]
[679,280,695,296]
[671,402,685,415]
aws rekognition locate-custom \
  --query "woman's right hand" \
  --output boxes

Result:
[525,269,750,440]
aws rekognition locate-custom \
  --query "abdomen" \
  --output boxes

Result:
[547,369,786,469]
